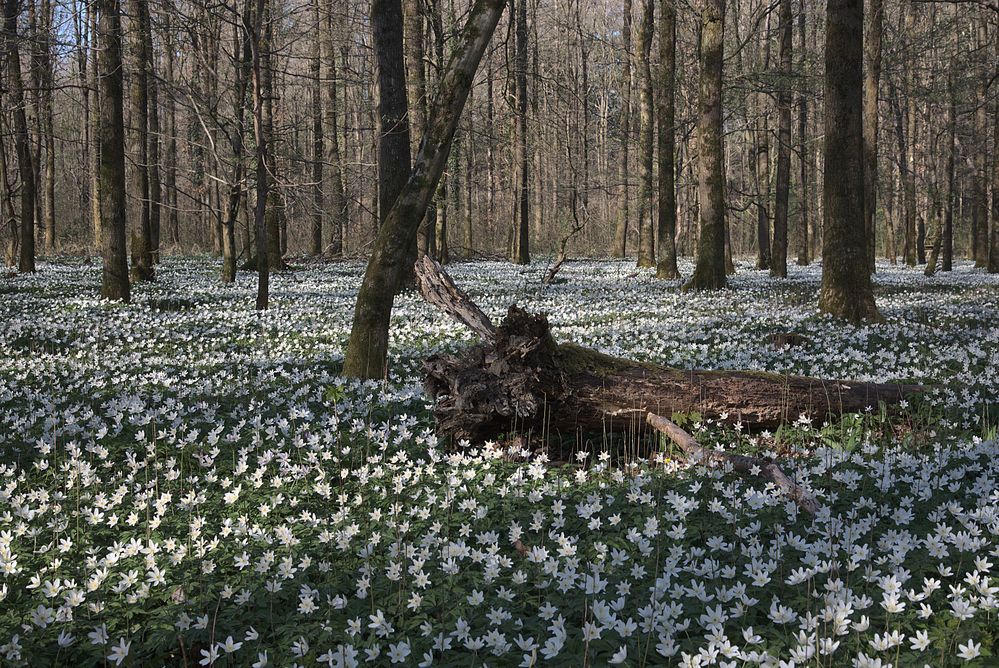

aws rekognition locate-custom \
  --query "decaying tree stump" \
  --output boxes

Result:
[417,257,924,443]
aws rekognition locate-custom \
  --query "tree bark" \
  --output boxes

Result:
[655,0,680,280]
[511,0,530,264]
[309,0,324,257]
[613,0,632,258]
[128,0,154,282]
[818,0,879,323]
[96,0,129,300]
[342,0,507,379]
[374,0,412,238]
[247,0,269,309]
[418,260,920,443]
[322,0,347,256]
[795,0,809,266]
[686,0,726,291]
[3,0,35,274]
[771,0,791,278]
[635,0,655,268]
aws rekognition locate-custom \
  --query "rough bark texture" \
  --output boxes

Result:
[3,0,35,274]
[771,0,791,279]
[686,0,726,291]
[97,0,129,301]
[511,0,530,265]
[128,0,154,282]
[818,0,880,323]
[655,0,679,280]
[422,293,921,444]
[612,0,632,259]
[635,0,655,269]
[342,0,507,379]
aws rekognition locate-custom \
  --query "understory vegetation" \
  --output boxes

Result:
[1,257,998,667]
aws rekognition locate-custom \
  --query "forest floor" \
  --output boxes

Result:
[1,257,998,667]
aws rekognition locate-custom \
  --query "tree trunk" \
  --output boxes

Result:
[771,0,792,278]
[322,0,347,256]
[39,0,54,252]
[943,72,956,272]
[655,0,679,280]
[991,26,999,274]
[148,49,161,264]
[404,0,431,261]
[635,0,655,268]
[418,261,921,444]
[309,0,324,256]
[819,0,879,323]
[374,0,412,241]
[128,0,154,282]
[342,0,506,379]
[686,0,726,291]
[223,16,251,283]
[3,0,35,274]
[96,0,129,300]
[613,0,632,258]
[511,0,530,264]
[796,0,809,266]
[862,0,881,273]
[247,0,269,309]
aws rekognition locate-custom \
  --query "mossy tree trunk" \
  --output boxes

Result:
[342,0,507,379]
[96,0,128,300]
[686,0,726,291]
[655,0,679,280]
[818,0,879,323]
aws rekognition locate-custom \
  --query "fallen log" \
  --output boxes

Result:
[646,413,819,514]
[416,257,924,443]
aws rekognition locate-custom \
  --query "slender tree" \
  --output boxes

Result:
[818,0,879,322]
[309,0,324,256]
[796,0,809,266]
[3,0,35,273]
[771,0,792,278]
[247,0,269,308]
[655,0,679,279]
[635,0,654,268]
[612,0,632,258]
[96,0,129,300]
[685,0,726,291]
[511,0,530,264]
[861,0,881,272]
[343,0,506,379]
[128,0,154,281]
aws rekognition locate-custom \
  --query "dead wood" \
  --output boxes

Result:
[647,413,819,514]
[416,257,925,444]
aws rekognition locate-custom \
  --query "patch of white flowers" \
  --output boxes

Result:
[0,257,996,666]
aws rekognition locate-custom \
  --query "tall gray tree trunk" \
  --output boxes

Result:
[655,0,679,279]
[612,0,632,258]
[96,0,129,300]
[771,0,792,278]
[818,0,879,323]
[635,0,655,268]
[4,0,35,273]
[511,0,530,264]
[128,0,154,281]
[685,0,726,291]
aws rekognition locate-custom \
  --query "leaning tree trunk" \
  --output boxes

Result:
[342,0,507,379]
[416,257,921,444]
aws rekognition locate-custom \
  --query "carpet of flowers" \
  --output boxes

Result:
[0,257,997,667]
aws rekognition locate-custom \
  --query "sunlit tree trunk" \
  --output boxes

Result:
[685,0,726,291]
[635,0,655,268]
[343,0,506,379]
[128,0,154,281]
